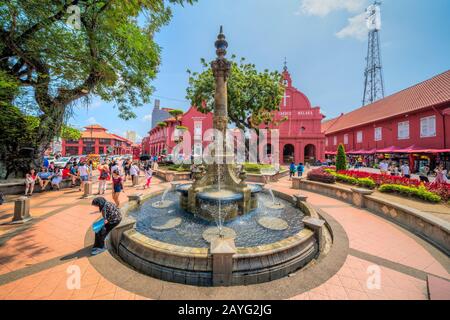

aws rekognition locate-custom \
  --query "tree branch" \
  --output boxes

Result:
[16,0,80,43]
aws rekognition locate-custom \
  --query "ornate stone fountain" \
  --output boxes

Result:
[177,26,260,222]
[110,27,330,287]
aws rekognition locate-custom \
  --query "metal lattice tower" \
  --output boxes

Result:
[363,1,385,106]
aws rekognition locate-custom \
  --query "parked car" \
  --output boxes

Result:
[53,157,72,168]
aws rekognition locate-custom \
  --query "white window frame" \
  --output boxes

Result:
[398,121,410,140]
[194,121,202,140]
[374,127,382,141]
[420,116,436,138]
[344,134,349,145]
[325,138,329,147]
[356,131,363,143]
[333,136,337,146]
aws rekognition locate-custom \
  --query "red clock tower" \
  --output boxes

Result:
[265,64,326,164]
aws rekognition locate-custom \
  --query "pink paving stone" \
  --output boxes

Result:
[427,275,450,300]
[324,283,349,300]
[338,275,366,292]
[271,184,449,280]
[0,177,448,300]
[345,288,370,300]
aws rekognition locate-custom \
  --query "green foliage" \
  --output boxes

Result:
[243,163,274,174]
[60,126,81,141]
[167,164,191,172]
[379,184,442,203]
[157,121,168,127]
[0,0,196,166]
[176,125,188,131]
[358,178,376,189]
[186,57,284,130]
[327,170,377,189]
[169,109,184,120]
[326,169,376,189]
[336,144,347,171]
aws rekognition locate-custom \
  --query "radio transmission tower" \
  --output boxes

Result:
[362,1,385,106]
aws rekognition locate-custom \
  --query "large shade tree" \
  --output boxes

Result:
[0,0,195,173]
[186,57,285,132]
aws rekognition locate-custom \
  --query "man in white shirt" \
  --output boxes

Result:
[379,160,389,174]
[130,162,140,186]
[400,162,411,179]
[78,162,90,191]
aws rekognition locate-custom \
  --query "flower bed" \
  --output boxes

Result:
[379,184,442,203]
[326,169,450,203]
[325,170,376,189]
[307,168,336,184]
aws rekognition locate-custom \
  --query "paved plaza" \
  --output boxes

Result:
[0,175,448,300]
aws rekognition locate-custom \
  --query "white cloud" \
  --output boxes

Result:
[86,117,97,124]
[297,0,366,17]
[142,114,152,122]
[336,12,367,41]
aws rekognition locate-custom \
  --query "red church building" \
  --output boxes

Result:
[264,66,326,164]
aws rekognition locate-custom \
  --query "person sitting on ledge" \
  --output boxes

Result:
[36,167,52,191]
[91,197,122,255]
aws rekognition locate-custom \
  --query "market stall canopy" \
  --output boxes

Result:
[376,146,399,153]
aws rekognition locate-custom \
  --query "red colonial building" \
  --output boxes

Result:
[263,67,326,164]
[323,70,450,172]
[141,106,214,157]
[62,124,134,156]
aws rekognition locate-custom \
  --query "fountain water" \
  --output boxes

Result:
[264,187,285,210]
[152,187,174,208]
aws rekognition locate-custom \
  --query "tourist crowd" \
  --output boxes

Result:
[24,157,155,206]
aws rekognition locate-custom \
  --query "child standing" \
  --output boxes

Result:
[112,170,124,207]
[144,166,153,189]
[297,163,304,177]
[289,162,297,180]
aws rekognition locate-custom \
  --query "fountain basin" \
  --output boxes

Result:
[118,226,317,286]
[111,189,330,287]
[176,183,262,222]
[197,189,243,203]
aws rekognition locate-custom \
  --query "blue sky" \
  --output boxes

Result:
[69,0,450,142]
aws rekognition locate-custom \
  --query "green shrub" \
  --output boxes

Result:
[358,178,376,189]
[336,144,347,171]
[379,184,442,203]
[167,164,191,172]
[330,171,376,189]
[243,163,274,174]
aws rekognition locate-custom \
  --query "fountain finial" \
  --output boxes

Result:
[215,25,228,58]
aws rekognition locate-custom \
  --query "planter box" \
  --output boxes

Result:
[246,170,290,184]
[293,178,450,255]
[154,169,190,182]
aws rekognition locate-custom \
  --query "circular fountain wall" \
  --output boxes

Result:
[114,186,326,287]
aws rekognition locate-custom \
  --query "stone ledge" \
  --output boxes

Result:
[365,195,450,232]
[295,178,450,255]
[351,187,374,195]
